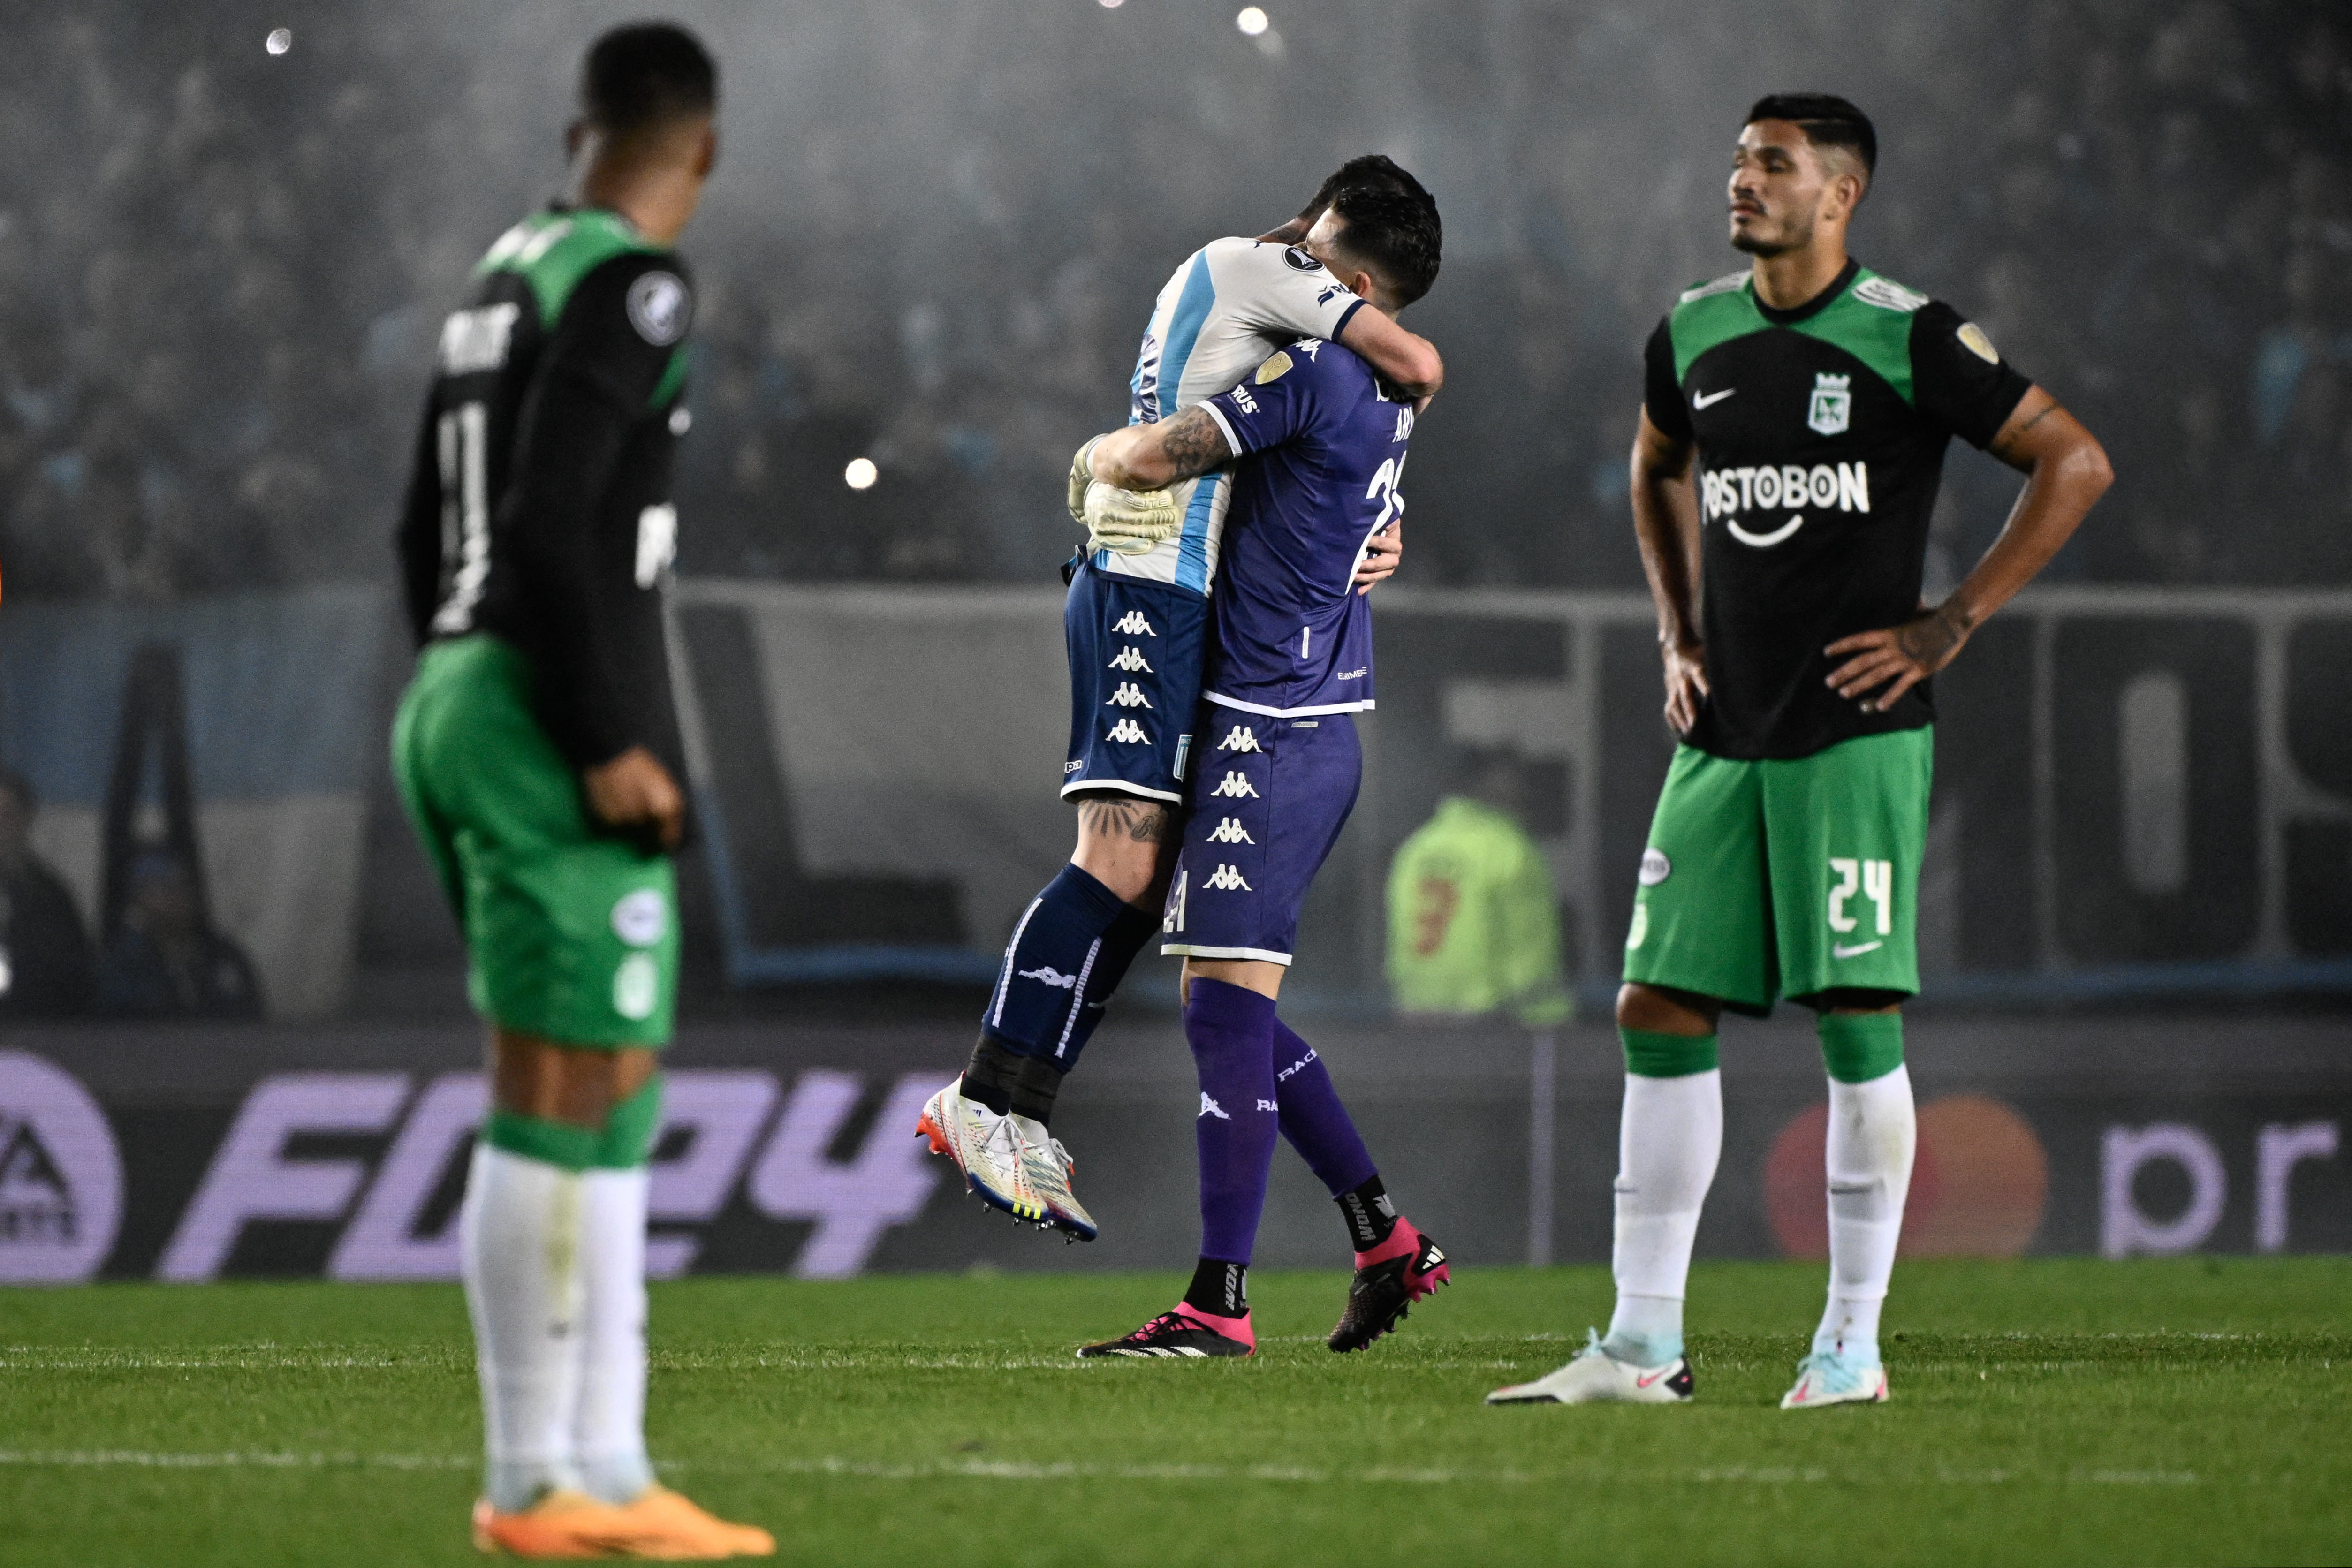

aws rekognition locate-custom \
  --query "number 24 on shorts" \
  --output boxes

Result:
[1828,857,1892,936]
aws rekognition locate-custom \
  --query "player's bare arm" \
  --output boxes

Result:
[1337,309,1442,399]
[1630,407,1710,734]
[1089,404,1237,491]
[1824,386,2113,711]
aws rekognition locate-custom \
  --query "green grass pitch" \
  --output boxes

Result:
[3,1258,2349,1566]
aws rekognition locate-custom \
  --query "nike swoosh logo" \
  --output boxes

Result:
[1833,941,1883,959]
[1636,1365,1674,1387]
[1692,387,1737,408]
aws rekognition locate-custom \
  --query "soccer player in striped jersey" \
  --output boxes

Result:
[1071,182,1451,1358]
[919,159,1446,1242]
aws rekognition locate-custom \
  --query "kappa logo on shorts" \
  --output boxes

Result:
[1106,718,1149,744]
[611,888,668,947]
[1106,682,1153,709]
[1207,816,1255,844]
[1018,965,1080,990]
[1203,863,1252,892]
[1112,610,1157,637]
[1108,645,1154,673]
[1217,726,1260,753]
[1209,771,1258,799]
[1199,1093,1231,1121]
[1639,848,1672,887]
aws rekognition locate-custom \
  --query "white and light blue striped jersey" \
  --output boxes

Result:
[1104,236,1367,597]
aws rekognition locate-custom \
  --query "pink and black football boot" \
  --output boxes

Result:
[1327,1219,1449,1352]
[1077,1303,1255,1359]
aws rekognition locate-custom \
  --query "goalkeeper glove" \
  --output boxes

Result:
[1068,437,1182,555]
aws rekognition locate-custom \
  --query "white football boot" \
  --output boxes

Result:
[1779,1348,1889,1409]
[1486,1330,1694,1405]
[1011,1116,1097,1242]
[916,1079,1046,1224]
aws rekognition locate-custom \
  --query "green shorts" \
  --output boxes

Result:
[390,635,678,1047]
[1623,727,1931,1013]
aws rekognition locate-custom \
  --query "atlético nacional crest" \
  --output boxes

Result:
[1808,372,1852,436]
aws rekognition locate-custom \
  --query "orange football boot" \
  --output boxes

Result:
[604,1486,776,1558]
[471,1489,640,1557]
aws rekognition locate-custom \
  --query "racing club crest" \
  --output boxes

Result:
[1807,372,1852,436]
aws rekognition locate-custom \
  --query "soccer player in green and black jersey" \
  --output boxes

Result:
[1489,95,2112,1412]
[390,23,770,1558]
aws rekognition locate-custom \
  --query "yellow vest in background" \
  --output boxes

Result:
[1385,795,1572,1027]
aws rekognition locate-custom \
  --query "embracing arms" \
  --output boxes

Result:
[1088,405,1235,492]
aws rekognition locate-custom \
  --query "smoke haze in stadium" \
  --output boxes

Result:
[1,0,2345,600]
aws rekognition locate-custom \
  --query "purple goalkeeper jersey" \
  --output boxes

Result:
[1196,337,1413,718]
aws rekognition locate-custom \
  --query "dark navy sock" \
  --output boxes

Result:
[1048,902,1159,1071]
[980,863,1132,1065]
[1270,1018,1378,1197]
[1184,978,1280,1265]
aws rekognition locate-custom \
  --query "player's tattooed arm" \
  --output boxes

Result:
[1088,406,1236,492]
[1629,407,1710,733]
[1076,797,1172,844]
[1826,386,2113,712]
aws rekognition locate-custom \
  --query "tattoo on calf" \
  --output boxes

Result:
[1079,798,1171,843]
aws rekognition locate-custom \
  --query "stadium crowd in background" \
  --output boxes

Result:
[0,0,2345,599]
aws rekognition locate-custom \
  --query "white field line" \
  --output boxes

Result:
[0,1451,2203,1487]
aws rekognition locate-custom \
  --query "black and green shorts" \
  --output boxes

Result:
[1623,727,1931,1013]
[391,635,678,1047]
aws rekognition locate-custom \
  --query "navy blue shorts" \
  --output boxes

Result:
[1061,561,1207,804]
[1160,712,1362,965]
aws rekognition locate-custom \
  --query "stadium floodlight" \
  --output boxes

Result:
[1236,7,1269,36]
[265,27,292,54]
[844,457,879,491]
[1098,0,1124,8]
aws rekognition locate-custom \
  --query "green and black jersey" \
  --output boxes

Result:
[1643,258,2030,760]
[397,206,694,777]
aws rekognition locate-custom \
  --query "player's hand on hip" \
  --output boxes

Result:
[583,746,684,851]
[1355,519,1403,594]
[1661,637,1709,734]
[1824,603,1971,713]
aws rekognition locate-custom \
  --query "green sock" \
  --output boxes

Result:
[1818,1012,1903,1083]
[594,1076,664,1168]
[481,1074,666,1172]
[1618,1027,1719,1078]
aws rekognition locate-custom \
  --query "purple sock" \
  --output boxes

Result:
[1184,978,1281,1265]
[1271,1018,1377,1197]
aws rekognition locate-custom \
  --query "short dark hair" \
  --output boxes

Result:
[1296,153,1433,226]
[1746,92,1876,180]
[1324,179,1443,308]
[582,22,718,137]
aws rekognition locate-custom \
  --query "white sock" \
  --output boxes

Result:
[461,1144,587,1514]
[1602,1069,1722,1366]
[1814,1064,1916,1362]
[573,1166,656,1506]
